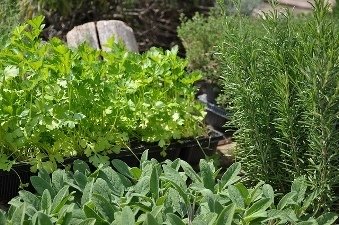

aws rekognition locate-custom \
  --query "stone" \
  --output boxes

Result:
[66,22,99,50]
[66,20,138,52]
[96,20,138,52]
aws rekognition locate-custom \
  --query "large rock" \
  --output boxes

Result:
[96,20,138,52]
[66,22,99,50]
[66,20,138,52]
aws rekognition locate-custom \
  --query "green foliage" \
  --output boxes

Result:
[0,16,205,172]
[178,0,262,81]
[0,0,20,45]
[2,156,337,224]
[217,0,339,213]
[178,12,223,80]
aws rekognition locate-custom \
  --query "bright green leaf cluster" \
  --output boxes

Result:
[0,16,205,172]
[1,156,337,224]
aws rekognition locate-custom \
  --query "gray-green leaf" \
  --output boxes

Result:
[0,210,6,225]
[150,166,159,200]
[73,160,90,175]
[121,207,135,225]
[37,212,53,225]
[52,169,66,191]
[81,180,95,205]
[180,160,201,183]
[316,212,338,225]
[167,213,185,225]
[199,160,215,191]
[111,159,132,179]
[78,218,96,225]
[92,193,117,222]
[11,203,26,225]
[228,185,245,208]
[40,189,52,214]
[30,176,55,196]
[51,185,70,214]
[143,213,160,225]
[215,203,235,225]
[277,192,297,210]
[220,162,241,189]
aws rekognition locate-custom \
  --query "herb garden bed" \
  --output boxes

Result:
[0,16,233,209]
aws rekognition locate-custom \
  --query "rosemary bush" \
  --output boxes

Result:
[218,1,339,213]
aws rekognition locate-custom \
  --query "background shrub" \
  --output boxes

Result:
[217,1,339,213]
[0,0,20,45]
[178,0,262,81]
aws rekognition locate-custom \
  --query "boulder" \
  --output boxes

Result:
[66,22,99,49]
[66,20,138,52]
[96,20,138,52]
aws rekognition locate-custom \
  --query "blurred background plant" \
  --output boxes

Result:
[178,0,262,82]
[333,0,339,18]
[15,0,215,54]
[0,0,20,45]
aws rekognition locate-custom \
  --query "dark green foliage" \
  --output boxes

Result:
[1,155,336,224]
[0,0,20,45]
[0,17,205,172]
[178,0,262,81]
[217,0,339,213]
[178,12,224,80]
[332,0,339,19]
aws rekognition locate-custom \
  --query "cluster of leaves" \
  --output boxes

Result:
[1,154,337,224]
[0,16,205,172]
[217,0,339,213]
[177,0,262,81]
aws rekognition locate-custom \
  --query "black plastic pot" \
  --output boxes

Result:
[0,163,34,204]
[0,135,224,203]
[195,80,234,133]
